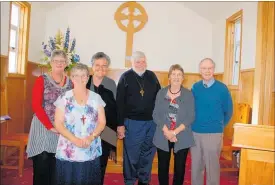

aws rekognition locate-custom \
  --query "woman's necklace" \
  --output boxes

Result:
[169,87,181,95]
[50,72,64,85]
[74,89,88,105]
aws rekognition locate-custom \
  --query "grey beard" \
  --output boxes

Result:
[133,68,146,76]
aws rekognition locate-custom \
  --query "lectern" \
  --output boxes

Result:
[232,123,275,185]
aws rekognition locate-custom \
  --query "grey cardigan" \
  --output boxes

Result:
[153,86,195,153]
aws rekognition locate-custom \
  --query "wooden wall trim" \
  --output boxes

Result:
[223,9,243,88]
[252,2,275,125]
[0,55,8,59]
[240,68,255,73]
[0,54,257,133]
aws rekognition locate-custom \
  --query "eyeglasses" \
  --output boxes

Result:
[200,67,214,71]
[52,59,66,64]
[170,73,183,78]
[94,64,108,69]
[72,75,88,79]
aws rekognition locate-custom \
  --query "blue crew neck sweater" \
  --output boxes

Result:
[191,80,233,133]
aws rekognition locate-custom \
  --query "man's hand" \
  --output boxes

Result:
[117,126,125,139]
[109,149,117,163]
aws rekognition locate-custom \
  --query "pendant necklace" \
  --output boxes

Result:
[50,72,64,85]
[135,75,145,97]
[169,87,181,95]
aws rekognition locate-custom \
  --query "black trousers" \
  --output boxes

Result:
[100,140,112,185]
[157,142,189,185]
[31,151,56,185]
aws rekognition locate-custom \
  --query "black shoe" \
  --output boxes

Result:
[138,182,149,185]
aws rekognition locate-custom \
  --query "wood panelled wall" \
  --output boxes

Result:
[216,69,258,139]
[1,55,260,139]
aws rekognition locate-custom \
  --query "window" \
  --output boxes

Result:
[224,10,243,87]
[8,2,31,75]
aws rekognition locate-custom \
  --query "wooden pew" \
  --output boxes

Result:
[232,123,275,185]
[221,103,251,172]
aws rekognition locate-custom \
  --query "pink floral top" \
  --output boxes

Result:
[54,90,106,162]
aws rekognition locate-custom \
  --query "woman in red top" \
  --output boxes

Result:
[26,49,73,185]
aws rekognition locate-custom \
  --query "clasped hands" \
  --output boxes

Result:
[73,134,95,148]
[163,125,178,142]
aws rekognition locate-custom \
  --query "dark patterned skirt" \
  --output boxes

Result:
[56,157,101,185]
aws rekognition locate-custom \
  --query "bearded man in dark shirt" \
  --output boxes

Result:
[116,51,161,185]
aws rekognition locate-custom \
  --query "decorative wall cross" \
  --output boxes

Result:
[115,2,148,67]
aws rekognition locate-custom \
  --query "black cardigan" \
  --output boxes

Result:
[86,77,118,132]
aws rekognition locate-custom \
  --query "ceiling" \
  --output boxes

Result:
[181,2,242,23]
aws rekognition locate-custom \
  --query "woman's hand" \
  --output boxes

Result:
[73,137,89,148]
[82,136,94,147]
[164,130,177,140]
[169,136,178,143]
[162,125,178,141]
[50,128,59,135]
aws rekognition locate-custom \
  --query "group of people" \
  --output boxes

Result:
[26,49,233,185]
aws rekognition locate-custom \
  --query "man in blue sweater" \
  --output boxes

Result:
[191,58,233,185]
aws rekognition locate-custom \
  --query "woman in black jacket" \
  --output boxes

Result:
[86,52,117,185]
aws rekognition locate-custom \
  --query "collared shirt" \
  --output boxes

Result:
[203,78,215,88]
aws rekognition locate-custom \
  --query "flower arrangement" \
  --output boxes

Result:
[39,27,80,71]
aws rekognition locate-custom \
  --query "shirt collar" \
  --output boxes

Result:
[132,68,146,77]
[203,78,215,88]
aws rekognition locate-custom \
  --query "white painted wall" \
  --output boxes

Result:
[212,2,257,72]
[43,2,212,72]
[1,2,10,56]
[28,2,47,63]
[1,2,257,73]
[0,2,47,63]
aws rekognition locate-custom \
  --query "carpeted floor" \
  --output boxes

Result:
[0,154,238,185]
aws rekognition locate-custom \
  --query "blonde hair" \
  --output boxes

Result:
[70,63,89,76]
[51,49,68,62]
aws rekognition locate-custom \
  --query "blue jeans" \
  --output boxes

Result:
[123,119,156,185]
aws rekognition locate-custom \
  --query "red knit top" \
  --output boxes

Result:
[32,76,68,130]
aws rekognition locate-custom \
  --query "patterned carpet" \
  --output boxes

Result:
[0,154,238,185]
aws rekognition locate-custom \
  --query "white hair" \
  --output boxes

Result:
[199,58,216,68]
[70,63,89,76]
[131,51,146,62]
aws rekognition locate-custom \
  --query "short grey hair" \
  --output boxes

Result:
[70,63,90,76]
[131,51,146,62]
[91,52,111,66]
[199,58,216,68]
[51,49,67,62]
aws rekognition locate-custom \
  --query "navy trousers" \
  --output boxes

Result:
[123,119,156,185]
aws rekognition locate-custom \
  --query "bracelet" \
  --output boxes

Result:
[92,132,97,139]
[173,131,177,136]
